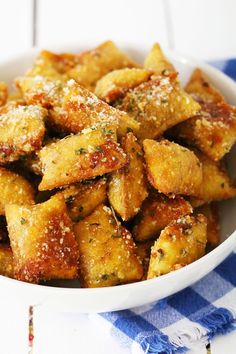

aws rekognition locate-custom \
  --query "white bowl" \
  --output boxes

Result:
[0,45,236,313]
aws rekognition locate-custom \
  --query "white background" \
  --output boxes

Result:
[1,0,236,60]
[0,0,235,353]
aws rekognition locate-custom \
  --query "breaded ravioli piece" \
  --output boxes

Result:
[185,68,224,103]
[133,193,192,241]
[39,128,127,190]
[143,139,202,196]
[15,75,63,109]
[25,49,79,81]
[74,204,143,287]
[117,73,200,140]
[0,105,46,164]
[54,79,139,138]
[0,246,14,277]
[0,168,34,215]
[49,79,120,134]
[67,40,138,91]
[147,214,207,278]
[190,149,236,206]
[171,69,236,161]
[144,43,175,75]
[172,100,236,162]
[59,178,107,222]
[108,132,148,220]
[95,68,151,103]
[5,194,79,283]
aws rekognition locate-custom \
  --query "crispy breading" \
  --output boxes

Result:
[67,40,138,91]
[22,137,59,176]
[17,76,136,138]
[0,100,23,113]
[117,73,200,140]
[194,203,220,247]
[15,75,63,108]
[0,246,14,277]
[0,168,34,215]
[190,149,236,205]
[59,178,107,221]
[39,128,127,190]
[171,102,236,162]
[144,43,175,75]
[0,82,8,106]
[171,70,236,161]
[5,194,79,283]
[95,68,151,103]
[147,214,207,278]
[0,105,46,164]
[143,139,202,196]
[51,79,139,138]
[74,204,143,287]
[185,68,224,103]
[133,193,192,241]
[18,41,137,93]
[48,79,119,134]
[116,110,140,138]
[108,133,148,220]
[27,50,79,80]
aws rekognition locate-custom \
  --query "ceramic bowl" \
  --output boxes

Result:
[0,44,235,312]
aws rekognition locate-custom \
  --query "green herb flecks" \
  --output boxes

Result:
[103,128,114,135]
[126,127,133,133]
[93,146,103,152]
[75,148,87,155]
[136,152,143,158]
[20,217,27,225]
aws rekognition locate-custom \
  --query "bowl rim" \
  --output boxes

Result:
[1,45,236,296]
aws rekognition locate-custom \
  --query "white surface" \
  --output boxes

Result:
[37,0,168,48]
[0,46,236,314]
[168,0,236,60]
[1,0,236,60]
[0,0,235,352]
[0,302,29,354]
[211,330,236,354]
[0,0,32,61]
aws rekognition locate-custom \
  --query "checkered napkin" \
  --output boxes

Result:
[95,60,236,354]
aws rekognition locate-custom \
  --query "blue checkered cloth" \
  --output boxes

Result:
[99,60,236,354]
